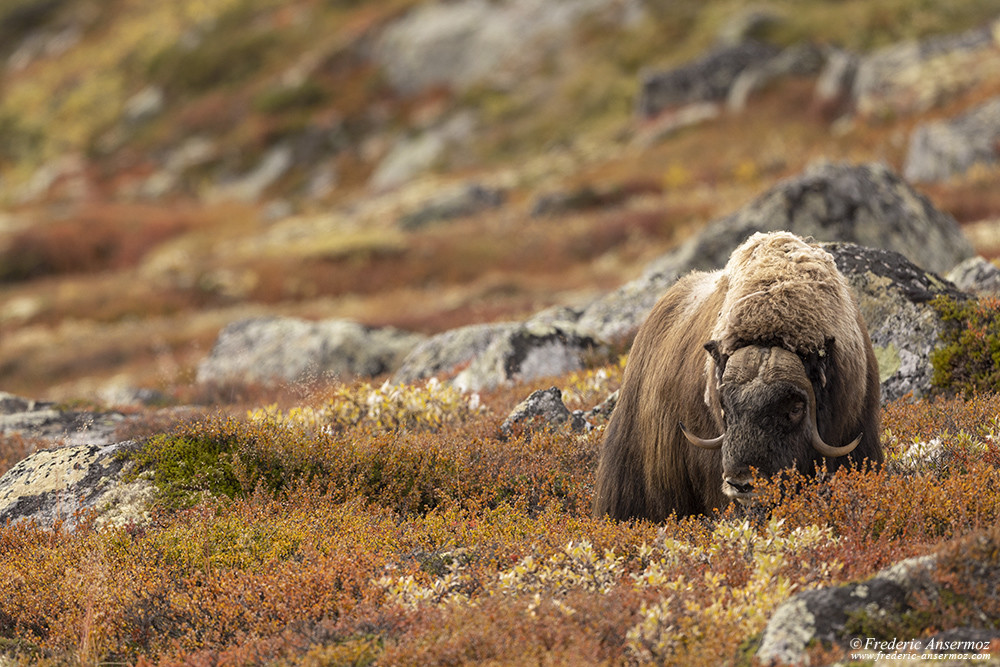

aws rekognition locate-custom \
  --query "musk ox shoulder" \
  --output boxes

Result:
[594,231,882,521]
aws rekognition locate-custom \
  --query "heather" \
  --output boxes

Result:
[2,373,1000,664]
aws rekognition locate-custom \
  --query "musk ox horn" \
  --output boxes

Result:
[809,426,862,457]
[679,422,724,450]
[805,380,861,457]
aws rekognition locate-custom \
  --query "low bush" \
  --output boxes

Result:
[930,295,1000,396]
[4,384,1000,664]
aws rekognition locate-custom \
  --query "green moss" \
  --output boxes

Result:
[930,296,1000,396]
[122,433,244,508]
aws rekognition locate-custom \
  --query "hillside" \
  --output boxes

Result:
[4,2,1000,665]
[2,0,1000,399]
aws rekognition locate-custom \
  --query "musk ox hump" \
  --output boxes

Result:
[712,231,861,359]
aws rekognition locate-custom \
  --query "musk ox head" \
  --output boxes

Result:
[680,344,860,504]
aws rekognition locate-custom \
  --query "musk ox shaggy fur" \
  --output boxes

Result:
[594,231,882,520]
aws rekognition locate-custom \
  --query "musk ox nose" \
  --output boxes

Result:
[723,475,755,501]
[726,478,753,494]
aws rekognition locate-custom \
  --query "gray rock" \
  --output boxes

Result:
[197,317,426,385]
[374,0,634,94]
[122,85,165,125]
[0,391,50,415]
[643,162,973,277]
[852,21,1000,118]
[812,47,859,117]
[631,102,721,147]
[398,183,506,230]
[499,386,587,436]
[946,256,1000,296]
[637,40,781,118]
[369,112,476,191]
[210,144,293,203]
[392,322,521,385]
[0,440,154,530]
[904,96,1000,183]
[757,554,937,665]
[714,8,783,48]
[727,42,826,112]
[0,392,126,448]
[823,242,968,403]
[574,270,678,344]
[452,322,606,392]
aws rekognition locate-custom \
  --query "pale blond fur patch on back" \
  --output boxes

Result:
[711,231,864,358]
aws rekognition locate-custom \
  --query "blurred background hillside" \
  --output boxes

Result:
[4,0,1000,401]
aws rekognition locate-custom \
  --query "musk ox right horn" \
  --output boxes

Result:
[679,422,724,450]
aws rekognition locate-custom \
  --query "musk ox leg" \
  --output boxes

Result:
[593,419,650,521]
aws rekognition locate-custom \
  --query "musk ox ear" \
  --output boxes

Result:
[704,340,727,382]
[804,337,836,392]
[704,340,724,366]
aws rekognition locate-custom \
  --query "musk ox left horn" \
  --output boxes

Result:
[809,422,861,458]
[679,422,723,450]
[804,375,861,457]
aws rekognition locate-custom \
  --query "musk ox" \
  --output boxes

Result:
[594,231,882,520]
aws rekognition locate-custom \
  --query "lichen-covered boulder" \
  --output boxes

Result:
[0,391,126,448]
[197,317,426,386]
[851,20,1000,118]
[499,386,587,437]
[643,162,973,277]
[0,441,154,530]
[756,555,937,664]
[758,525,1000,665]
[392,322,520,385]
[574,270,678,344]
[946,256,1000,296]
[636,40,781,118]
[452,323,605,392]
[823,242,968,402]
[904,97,1000,183]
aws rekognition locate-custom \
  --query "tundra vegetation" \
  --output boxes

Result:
[2,353,1000,664]
[3,0,1000,665]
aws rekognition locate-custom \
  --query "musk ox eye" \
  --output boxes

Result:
[788,401,805,423]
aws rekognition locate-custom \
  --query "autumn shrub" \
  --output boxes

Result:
[120,379,599,515]
[0,205,193,282]
[930,295,1000,396]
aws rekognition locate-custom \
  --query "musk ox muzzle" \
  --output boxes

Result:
[680,345,861,503]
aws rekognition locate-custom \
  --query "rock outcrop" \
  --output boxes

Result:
[636,40,781,118]
[499,386,587,437]
[947,256,1000,296]
[392,322,521,385]
[851,20,1000,118]
[452,322,605,392]
[386,163,974,397]
[197,317,426,386]
[643,162,973,278]
[0,391,125,448]
[823,242,968,402]
[757,525,1000,665]
[0,440,152,530]
[904,96,1000,183]
[757,554,938,664]
[397,182,506,230]
[374,0,639,94]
